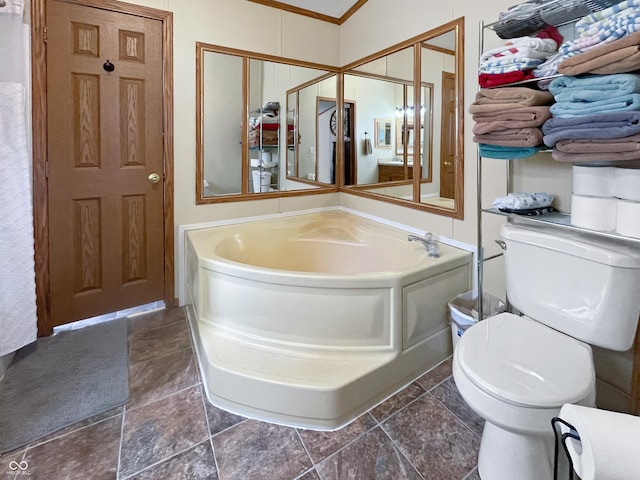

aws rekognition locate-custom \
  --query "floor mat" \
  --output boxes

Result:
[0,319,129,453]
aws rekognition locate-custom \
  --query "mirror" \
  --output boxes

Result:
[341,18,464,219]
[286,76,339,184]
[196,43,339,202]
[374,118,392,149]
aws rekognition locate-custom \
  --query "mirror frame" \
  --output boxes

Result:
[195,42,340,204]
[340,17,465,219]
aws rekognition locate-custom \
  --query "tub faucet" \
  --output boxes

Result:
[408,233,440,258]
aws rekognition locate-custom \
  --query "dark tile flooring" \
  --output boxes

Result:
[1,307,483,480]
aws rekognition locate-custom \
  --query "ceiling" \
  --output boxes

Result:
[247,0,368,24]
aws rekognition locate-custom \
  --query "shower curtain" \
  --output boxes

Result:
[0,0,37,355]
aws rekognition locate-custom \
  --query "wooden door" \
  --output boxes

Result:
[46,0,165,327]
[439,71,456,199]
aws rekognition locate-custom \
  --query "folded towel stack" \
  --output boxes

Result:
[479,31,561,87]
[471,87,553,158]
[544,74,640,163]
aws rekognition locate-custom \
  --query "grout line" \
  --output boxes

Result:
[294,428,315,465]
[119,440,210,480]
[427,389,483,440]
[209,436,221,480]
[377,424,427,480]
[116,405,127,480]
[126,383,203,414]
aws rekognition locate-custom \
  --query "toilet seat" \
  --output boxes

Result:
[456,312,595,408]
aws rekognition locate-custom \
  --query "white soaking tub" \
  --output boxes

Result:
[184,210,472,430]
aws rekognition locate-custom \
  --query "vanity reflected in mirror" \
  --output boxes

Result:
[342,18,464,218]
[196,43,339,202]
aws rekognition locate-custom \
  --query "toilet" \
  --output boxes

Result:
[452,223,640,480]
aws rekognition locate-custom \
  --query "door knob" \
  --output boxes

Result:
[148,173,161,184]
[444,161,452,166]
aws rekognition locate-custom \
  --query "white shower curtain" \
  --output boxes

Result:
[0,0,37,356]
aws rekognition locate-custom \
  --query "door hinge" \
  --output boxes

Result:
[43,26,48,44]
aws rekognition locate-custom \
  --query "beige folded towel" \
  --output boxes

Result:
[559,31,640,76]
[473,87,554,106]
[473,127,543,147]
[472,106,551,134]
[555,133,640,154]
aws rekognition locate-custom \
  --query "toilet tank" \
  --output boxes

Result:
[500,223,640,351]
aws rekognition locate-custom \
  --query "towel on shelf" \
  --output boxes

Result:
[472,106,551,134]
[556,132,640,153]
[473,127,544,147]
[550,93,640,117]
[479,57,547,74]
[558,30,640,75]
[559,2,640,57]
[480,37,558,63]
[552,133,640,162]
[542,111,640,146]
[575,0,640,36]
[478,143,543,159]
[492,192,554,210]
[533,51,564,77]
[548,73,640,101]
[479,70,535,87]
[472,87,554,107]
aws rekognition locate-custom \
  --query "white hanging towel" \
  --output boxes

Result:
[0,82,37,355]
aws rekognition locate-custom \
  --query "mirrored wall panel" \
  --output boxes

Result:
[196,43,339,202]
[342,18,464,219]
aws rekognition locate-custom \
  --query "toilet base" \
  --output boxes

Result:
[478,422,555,480]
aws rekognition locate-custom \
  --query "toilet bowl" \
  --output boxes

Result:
[453,223,640,480]
[453,314,595,479]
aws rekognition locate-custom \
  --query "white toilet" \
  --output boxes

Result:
[453,223,640,480]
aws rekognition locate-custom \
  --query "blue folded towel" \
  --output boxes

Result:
[550,93,640,118]
[549,73,640,102]
[479,144,543,159]
[542,111,640,146]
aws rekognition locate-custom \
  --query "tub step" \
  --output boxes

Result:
[199,324,395,388]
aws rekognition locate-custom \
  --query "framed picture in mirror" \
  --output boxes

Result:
[374,118,392,149]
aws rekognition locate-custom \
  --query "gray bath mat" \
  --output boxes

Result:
[0,318,129,453]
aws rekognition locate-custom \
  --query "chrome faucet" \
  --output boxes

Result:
[408,233,440,258]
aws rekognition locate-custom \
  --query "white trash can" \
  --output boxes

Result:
[448,291,506,349]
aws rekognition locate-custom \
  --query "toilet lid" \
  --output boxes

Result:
[456,312,594,408]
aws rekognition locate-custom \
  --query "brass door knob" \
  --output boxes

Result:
[443,161,452,167]
[148,173,161,184]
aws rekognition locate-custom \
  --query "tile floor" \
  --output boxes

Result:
[1,307,483,480]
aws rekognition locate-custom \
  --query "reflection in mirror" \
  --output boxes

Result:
[420,28,458,210]
[374,118,392,149]
[196,43,339,202]
[200,51,243,196]
[287,77,338,185]
[341,18,464,219]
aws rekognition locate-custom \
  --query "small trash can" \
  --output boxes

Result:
[448,291,506,349]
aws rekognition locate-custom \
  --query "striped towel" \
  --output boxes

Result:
[480,57,545,74]
[576,0,640,35]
